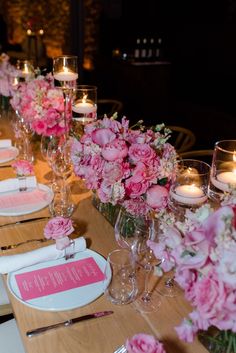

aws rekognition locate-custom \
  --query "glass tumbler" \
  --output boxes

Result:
[103,249,138,305]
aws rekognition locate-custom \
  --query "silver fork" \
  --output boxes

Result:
[1,238,48,251]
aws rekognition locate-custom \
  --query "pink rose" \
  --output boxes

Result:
[12,160,34,176]
[101,138,128,161]
[92,128,116,147]
[44,217,74,250]
[146,185,169,209]
[129,143,155,163]
[125,333,166,353]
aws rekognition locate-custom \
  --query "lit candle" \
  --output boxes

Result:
[54,66,78,82]
[211,151,236,192]
[72,95,97,115]
[171,184,207,205]
[211,171,236,192]
[21,66,30,78]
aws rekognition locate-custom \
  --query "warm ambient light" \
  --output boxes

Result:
[171,184,207,205]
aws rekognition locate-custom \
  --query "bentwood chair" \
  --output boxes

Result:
[167,125,196,154]
[0,319,26,353]
[179,149,214,165]
[97,99,123,118]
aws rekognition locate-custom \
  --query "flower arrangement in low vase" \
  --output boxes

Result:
[71,114,178,218]
[148,192,236,353]
[10,73,70,137]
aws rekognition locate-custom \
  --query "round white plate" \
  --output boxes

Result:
[0,183,54,216]
[0,146,19,163]
[7,249,108,311]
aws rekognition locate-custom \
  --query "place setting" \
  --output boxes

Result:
[0,139,19,165]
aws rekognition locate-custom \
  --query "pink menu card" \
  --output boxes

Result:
[15,257,105,301]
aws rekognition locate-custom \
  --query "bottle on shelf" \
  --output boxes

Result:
[156,37,163,60]
[134,38,141,61]
[147,37,155,61]
[140,38,147,62]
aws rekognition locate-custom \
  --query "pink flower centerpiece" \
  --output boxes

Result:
[10,73,70,137]
[125,333,166,353]
[148,195,236,351]
[12,159,34,176]
[44,216,74,250]
[71,115,177,217]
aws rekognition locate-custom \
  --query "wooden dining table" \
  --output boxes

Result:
[0,114,208,353]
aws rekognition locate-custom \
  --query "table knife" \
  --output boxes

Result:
[26,310,114,337]
[1,216,50,228]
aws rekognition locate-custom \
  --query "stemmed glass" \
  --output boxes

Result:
[114,208,162,313]
[53,55,78,139]
[40,135,60,191]
[47,136,74,217]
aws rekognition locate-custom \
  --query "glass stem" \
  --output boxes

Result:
[142,262,152,302]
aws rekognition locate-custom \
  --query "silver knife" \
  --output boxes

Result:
[1,216,50,228]
[26,311,114,337]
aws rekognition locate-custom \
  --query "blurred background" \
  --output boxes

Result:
[0,0,236,149]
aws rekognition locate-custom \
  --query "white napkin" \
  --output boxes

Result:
[0,237,87,274]
[0,139,12,148]
[0,176,37,193]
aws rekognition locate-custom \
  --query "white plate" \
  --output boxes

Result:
[7,249,108,311]
[0,146,19,163]
[0,184,54,216]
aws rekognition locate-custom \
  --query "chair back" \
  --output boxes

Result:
[179,149,214,165]
[97,99,123,118]
[167,125,196,153]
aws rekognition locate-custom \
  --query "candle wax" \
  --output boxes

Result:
[211,171,236,192]
[72,102,97,115]
[171,185,207,205]
[54,71,78,82]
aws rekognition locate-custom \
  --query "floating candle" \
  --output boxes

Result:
[171,184,207,205]
[54,67,78,82]
[211,171,236,192]
[72,102,97,115]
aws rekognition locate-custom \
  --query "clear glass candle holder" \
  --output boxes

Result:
[71,85,97,139]
[209,140,236,204]
[16,59,35,81]
[53,55,78,89]
[169,159,210,218]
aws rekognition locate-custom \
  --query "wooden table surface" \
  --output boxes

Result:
[0,114,208,353]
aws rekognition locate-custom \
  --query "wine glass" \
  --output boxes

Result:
[149,216,182,298]
[48,137,74,217]
[114,208,162,313]
[40,135,60,191]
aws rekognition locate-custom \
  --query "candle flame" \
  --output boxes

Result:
[62,66,69,73]
[82,94,88,103]
[23,64,29,73]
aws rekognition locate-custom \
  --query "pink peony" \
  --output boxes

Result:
[125,333,166,353]
[12,160,34,176]
[44,217,74,250]
[128,143,156,163]
[101,138,128,161]
[146,185,169,209]
[91,128,116,146]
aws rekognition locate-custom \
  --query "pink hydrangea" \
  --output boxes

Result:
[125,333,166,353]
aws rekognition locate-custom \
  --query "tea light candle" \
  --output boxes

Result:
[211,171,236,192]
[171,184,207,205]
[54,67,78,82]
[72,102,97,115]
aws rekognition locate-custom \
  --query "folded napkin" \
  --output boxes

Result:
[0,237,87,274]
[0,139,11,148]
[0,176,37,193]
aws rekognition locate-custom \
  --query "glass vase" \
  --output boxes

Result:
[198,327,236,353]
[92,192,120,226]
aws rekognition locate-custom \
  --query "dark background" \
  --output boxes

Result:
[84,0,236,150]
